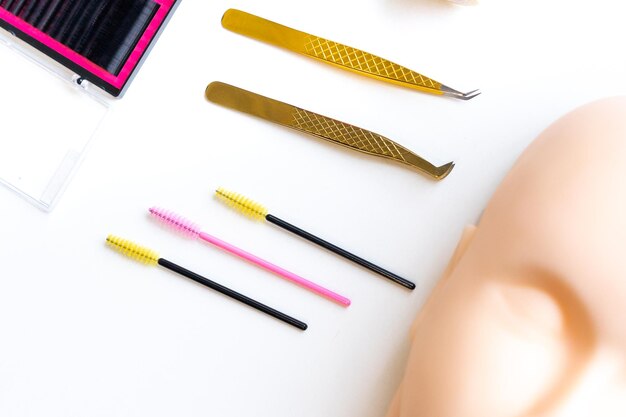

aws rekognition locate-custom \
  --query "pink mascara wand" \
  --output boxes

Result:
[149,207,351,306]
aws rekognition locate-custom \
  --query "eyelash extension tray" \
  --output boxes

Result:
[0,1,180,211]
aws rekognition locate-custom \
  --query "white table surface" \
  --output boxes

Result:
[1,1,625,416]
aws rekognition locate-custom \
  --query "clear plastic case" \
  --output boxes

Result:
[0,30,109,211]
[0,0,179,210]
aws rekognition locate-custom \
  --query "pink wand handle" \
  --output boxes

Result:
[198,232,351,306]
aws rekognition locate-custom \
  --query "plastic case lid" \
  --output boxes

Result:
[0,30,109,211]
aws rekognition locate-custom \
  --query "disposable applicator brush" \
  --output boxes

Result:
[214,188,416,290]
[148,207,351,306]
[105,235,308,330]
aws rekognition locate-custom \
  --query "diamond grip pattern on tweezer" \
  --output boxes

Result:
[292,107,413,162]
[303,36,442,91]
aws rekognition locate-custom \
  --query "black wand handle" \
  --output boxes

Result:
[266,215,415,290]
[158,258,307,331]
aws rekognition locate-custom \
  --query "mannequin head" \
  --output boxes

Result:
[387,97,626,417]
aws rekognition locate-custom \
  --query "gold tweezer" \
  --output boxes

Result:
[221,9,479,100]
[205,82,454,180]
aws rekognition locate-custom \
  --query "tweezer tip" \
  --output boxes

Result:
[441,85,481,100]
[434,162,455,180]
[460,89,481,100]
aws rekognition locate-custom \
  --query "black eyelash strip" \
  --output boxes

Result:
[1,0,160,76]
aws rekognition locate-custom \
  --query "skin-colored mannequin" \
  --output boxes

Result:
[386,97,626,417]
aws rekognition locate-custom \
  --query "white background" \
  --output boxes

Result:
[1,1,626,416]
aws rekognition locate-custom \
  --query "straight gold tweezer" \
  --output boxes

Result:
[221,9,479,100]
[205,82,454,180]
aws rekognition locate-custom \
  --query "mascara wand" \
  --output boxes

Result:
[105,235,308,331]
[214,188,416,290]
[148,207,351,306]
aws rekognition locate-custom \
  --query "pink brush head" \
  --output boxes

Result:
[148,207,202,238]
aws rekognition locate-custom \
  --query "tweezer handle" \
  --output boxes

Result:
[221,9,443,95]
[287,106,450,178]
[205,82,453,179]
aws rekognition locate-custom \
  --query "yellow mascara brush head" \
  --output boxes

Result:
[105,235,160,266]
[215,187,268,221]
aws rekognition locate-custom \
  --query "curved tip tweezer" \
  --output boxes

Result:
[440,85,481,100]
[433,162,455,180]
